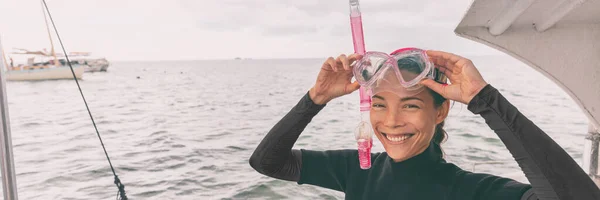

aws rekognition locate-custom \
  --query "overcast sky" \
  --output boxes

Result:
[0,0,501,61]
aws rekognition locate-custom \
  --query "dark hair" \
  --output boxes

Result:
[428,88,448,158]
[397,57,448,158]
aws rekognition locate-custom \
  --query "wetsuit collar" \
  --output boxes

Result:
[386,142,443,179]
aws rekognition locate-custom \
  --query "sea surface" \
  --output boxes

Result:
[1,55,590,199]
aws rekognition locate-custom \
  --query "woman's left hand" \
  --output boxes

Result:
[419,50,489,105]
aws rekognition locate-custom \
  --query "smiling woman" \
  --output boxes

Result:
[369,89,448,163]
[367,54,450,163]
[249,48,600,200]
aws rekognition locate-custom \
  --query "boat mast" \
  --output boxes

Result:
[40,0,59,66]
[0,36,8,71]
[0,35,20,200]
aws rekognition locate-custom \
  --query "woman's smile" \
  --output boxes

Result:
[379,131,415,144]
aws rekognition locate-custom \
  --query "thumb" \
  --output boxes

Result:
[346,81,361,93]
[420,79,446,96]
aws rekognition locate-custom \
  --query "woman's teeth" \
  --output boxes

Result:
[385,134,413,142]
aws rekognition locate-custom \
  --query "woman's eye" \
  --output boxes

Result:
[372,103,385,108]
[404,104,420,109]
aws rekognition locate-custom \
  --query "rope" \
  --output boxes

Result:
[40,1,127,199]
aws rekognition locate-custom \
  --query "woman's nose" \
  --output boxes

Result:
[383,109,406,128]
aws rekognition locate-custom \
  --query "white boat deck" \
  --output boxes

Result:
[455,0,600,128]
[455,0,600,185]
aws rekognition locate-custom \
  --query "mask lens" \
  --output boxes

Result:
[355,53,390,84]
[394,53,429,84]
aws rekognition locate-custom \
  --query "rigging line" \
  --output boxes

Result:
[40,0,128,199]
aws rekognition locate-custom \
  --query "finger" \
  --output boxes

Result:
[322,57,333,70]
[431,62,455,79]
[454,57,475,71]
[348,53,363,66]
[346,81,361,93]
[335,59,345,71]
[333,56,345,72]
[426,50,463,63]
[434,66,459,82]
[428,54,456,74]
[444,59,456,72]
[437,65,447,76]
[426,50,465,70]
[337,54,350,71]
[429,50,474,73]
[420,79,447,97]
[430,56,449,66]
[346,67,356,78]
[326,57,337,72]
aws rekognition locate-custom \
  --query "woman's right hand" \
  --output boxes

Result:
[309,53,363,105]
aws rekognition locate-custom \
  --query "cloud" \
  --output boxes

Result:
[0,0,496,61]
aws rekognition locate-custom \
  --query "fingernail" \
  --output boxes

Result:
[442,83,448,86]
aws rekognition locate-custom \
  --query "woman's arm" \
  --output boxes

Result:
[468,84,600,200]
[250,53,362,188]
[249,91,325,181]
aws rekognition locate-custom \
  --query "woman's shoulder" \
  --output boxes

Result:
[438,163,526,184]
[437,162,531,199]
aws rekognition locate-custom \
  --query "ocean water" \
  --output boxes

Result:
[1,55,589,199]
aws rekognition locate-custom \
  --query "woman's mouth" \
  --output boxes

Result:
[381,132,414,143]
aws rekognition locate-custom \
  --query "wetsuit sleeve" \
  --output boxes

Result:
[249,91,325,182]
[521,188,538,200]
[297,149,357,192]
[468,84,600,200]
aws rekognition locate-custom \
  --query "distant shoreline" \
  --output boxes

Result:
[106,54,508,63]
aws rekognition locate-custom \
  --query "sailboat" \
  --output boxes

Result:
[3,49,85,81]
[1,1,85,81]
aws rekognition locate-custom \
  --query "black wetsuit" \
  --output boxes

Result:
[249,84,600,200]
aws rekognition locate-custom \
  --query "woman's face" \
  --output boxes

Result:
[369,82,448,162]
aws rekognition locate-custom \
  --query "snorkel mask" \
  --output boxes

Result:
[353,47,447,96]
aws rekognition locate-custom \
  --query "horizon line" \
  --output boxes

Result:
[108,53,505,62]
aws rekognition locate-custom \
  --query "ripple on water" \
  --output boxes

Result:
[199,165,217,171]
[205,131,234,140]
[465,154,494,162]
[150,130,169,136]
[135,190,166,198]
[458,133,480,138]
[175,178,200,187]
[137,180,169,188]
[226,145,247,151]
[22,122,42,127]
[167,163,187,170]
[230,184,287,200]
[482,137,501,144]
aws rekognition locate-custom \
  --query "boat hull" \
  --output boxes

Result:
[99,64,109,72]
[6,65,85,81]
[84,65,104,73]
[82,58,110,72]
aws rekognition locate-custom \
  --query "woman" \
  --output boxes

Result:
[249,49,600,200]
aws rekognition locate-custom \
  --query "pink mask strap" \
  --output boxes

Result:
[390,47,420,55]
